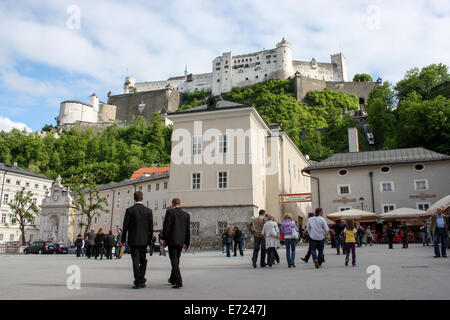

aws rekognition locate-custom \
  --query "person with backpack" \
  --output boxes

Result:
[105,230,115,260]
[75,234,83,258]
[280,213,298,268]
[261,215,280,268]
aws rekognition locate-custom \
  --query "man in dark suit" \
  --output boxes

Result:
[121,191,153,289]
[162,198,190,289]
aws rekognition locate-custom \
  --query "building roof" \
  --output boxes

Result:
[170,99,248,115]
[304,148,450,172]
[0,162,53,181]
[130,167,170,180]
[97,171,169,192]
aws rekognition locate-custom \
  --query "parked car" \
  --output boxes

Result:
[55,244,69,254]
[68,245,77,254]
[24,241,56,254]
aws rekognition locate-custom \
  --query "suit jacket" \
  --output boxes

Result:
[432,214,448,235]
[87,231,96,245]
[162,207,190,247]
[121,203,153,247]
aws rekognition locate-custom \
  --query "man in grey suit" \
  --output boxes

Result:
[86,229,96,258]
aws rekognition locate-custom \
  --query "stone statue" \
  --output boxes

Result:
[51,221,58,241]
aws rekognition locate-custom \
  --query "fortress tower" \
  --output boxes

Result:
[331,53,348,82]
[276,38,294,79]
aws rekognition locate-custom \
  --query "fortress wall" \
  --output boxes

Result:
[325,81,376,103]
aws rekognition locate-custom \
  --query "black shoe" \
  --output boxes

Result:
[252,261,257,268]
[301,257,308,263]
[132,284,141,289]
[292,264,296,268]
[314,260,319,269]
[443,256,448,258]
[139,283,146,288]
[345,260,349,266]
[434,255,441,258]
[288,264,291,268]
[171,284,182,289]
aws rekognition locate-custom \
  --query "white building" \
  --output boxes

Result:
[126,38,348,96]
[0,163,53,244]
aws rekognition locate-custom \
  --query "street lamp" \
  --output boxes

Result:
[359,197,365,210]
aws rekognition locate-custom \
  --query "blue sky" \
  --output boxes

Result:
[0,0,449,131]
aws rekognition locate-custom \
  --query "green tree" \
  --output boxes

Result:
[353,74,373,82]
[69,175,109,236]
[8,187,40,244]
[395,63,450,101]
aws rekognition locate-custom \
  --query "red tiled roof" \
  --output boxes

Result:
[130,167,170,180]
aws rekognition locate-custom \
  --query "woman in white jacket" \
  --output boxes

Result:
[261,215,280,268]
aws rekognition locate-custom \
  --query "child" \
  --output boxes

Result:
[344,220,357,266]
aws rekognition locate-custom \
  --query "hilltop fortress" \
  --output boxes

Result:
[57,38,375,130]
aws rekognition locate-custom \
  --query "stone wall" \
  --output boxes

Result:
[108,88,182,123]
[185,205,256,250]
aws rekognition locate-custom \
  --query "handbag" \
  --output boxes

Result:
[270,224,278,238]
[291,226,300,240]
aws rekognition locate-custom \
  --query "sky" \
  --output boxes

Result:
[0,0,449,132]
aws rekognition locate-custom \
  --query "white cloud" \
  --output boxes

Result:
[0,116,31,132]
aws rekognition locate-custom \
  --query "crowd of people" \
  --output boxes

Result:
[74,227,124,260]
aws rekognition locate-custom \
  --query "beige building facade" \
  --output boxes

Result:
[304,148,450,217]
[167,98,312,248]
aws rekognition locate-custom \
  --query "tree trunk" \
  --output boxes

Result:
[21,224,26,245]
[84,216,93,236]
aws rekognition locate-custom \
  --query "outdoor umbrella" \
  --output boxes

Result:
[381,207,430,220]
[426,195,450,216]
[326,209,377,222]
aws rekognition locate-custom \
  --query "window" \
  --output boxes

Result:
[115,216,120,227]
[138,186,142,192]
[338,169,348,176]
[25,182,30,187]
[16,180,21,186]
[217,171,228,189]
[116,200,120,208]
[192,136,202,155]
[154,200,159,211]
[415,179,428,190]
[380,182,394,192]
[103,215,108,224]
[339,207,351,211]
[380,166,391,173]
[3,194,8,204]
[191,173,201,190]
[0,234,3,241]
[288,160,291,175]
[218,135,228,154]
[217,221,228,235]
[32,198,37,205]
[294,164,296,179]
[382,204,396,213]
[147,185,151,192]
[414,164,425,171]
[156,183,160,191]
[146,201,150,207]
[10,234,14,241]
[298,169,301,183]
[164,182,168,189]
[1,213,6,223]
[126,199,130,207]
[338,184,351,195]
[163,199,167,209]
[191,222,200,236]
[6,179,10,184]
[417,202,430,211]
[94,216,98,224]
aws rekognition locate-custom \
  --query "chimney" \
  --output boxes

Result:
[348,128,359,152]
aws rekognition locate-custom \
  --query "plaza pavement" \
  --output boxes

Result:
[0,243,449,300]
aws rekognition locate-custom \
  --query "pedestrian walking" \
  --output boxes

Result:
[307,208,329,269]
[75,234,83,258]
[420,221,430,246]
[331,220,346,255]
[365,226,373,246]
[261,215,280,268]
[158,231,166,256]
[95,228,106,260]
[280,213,298,268]
[400,221,408,248]
[301,213,314,263]
[432,208,448,258]
[105,230,115,260]
[162,198,191,289]
[121,191,153,289]
[115,228,123,259]
[233,226,244,256]
[86,229,96,258]
[356,225,364,247]
[386,223,394,249]
[344,220,357,266]
[223,228,233,257]
[247,210,267,268]
[241,231,247,251]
